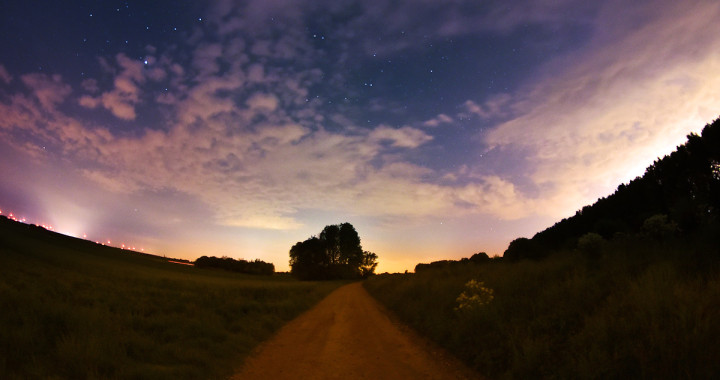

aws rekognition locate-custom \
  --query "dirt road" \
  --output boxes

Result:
[232,282,479,379]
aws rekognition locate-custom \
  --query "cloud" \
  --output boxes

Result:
[193,43,223,77]
[80,78,99,93]
[20,73,72,111]
[0,64,12,84]
[422,113,453,127]
[176,73,245,125]
[206,0,593,62]
[484,0,720,218]
[459,94,512,120]
[2,64,532,231]
[246,93,279,112]
[8,0,717,238]
[369,125,433,148]
[79,53,146,120]
[0,0,576,234]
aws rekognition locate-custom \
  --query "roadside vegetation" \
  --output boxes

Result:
[366,238,720,378]
[366,118,720,378]
[0,217,343,379]
[194,255,275,275]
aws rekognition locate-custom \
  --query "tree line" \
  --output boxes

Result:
[289,222,378,280]
[503,117,720,261]
[194,256,274,275]
[414,252,492,272]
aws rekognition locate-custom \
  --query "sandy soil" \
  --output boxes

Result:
[231,282,480,379]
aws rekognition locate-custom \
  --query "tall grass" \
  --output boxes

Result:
[0,221,343,379]
[365,241,720,378]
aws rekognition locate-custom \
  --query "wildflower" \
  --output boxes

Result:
[455,279,494,311]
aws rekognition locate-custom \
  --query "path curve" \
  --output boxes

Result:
[232,282,479,379]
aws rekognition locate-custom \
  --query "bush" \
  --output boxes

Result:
[194,256,274,275]
[577,232,605,257]
[642,214,679,239]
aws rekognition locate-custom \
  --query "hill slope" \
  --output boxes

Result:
[505,117,720,260]
[0,216,342,379]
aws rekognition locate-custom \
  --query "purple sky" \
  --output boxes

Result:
[1,0,719,272]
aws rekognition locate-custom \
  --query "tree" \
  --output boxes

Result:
[338,223,364,268]
[503,237,542,261]
[641,214,678,240]
[319,224,341,264]
[194,255,274,275]
[289,222,378,280]
[469,252,490,263]
[289,237,327,280]
[360,251,378,278]
[577,232,605,258]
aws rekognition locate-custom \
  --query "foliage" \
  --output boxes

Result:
[0,217,343,379]
[289,222,378,280]
[415,252,491,272]
[503,117,720,261]
[503,237,541,261]
[454,279,494,312]
[365,238,720,378]
[641,213,679,240]
[194,255,274,275]
[576,232,605,257]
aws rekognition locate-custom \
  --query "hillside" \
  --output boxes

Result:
[0,215,342,379]
[0,214,191,265]
[505,117,720,261]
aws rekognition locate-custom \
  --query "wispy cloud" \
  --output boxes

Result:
[484,0,720,218]
[78,53,148,120]
[0,64,12,84]
[21,73,72,111]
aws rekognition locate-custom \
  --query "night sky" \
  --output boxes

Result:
[2,0,719,272]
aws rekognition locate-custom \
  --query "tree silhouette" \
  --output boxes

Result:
[501,117,720,261]
[289,223,378,280]
[194,256,274,275]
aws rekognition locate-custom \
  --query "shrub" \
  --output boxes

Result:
[642,214,679,239]
[577,232,605,257]
[455,279,494,312]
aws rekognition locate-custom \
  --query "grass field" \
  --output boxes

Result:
[365,239,720,379]
[0,218,344,379]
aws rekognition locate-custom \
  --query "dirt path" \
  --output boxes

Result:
[232,282,479,379]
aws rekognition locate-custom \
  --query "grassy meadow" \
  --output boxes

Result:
[0,218,344,379]
[365,238,720,379]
